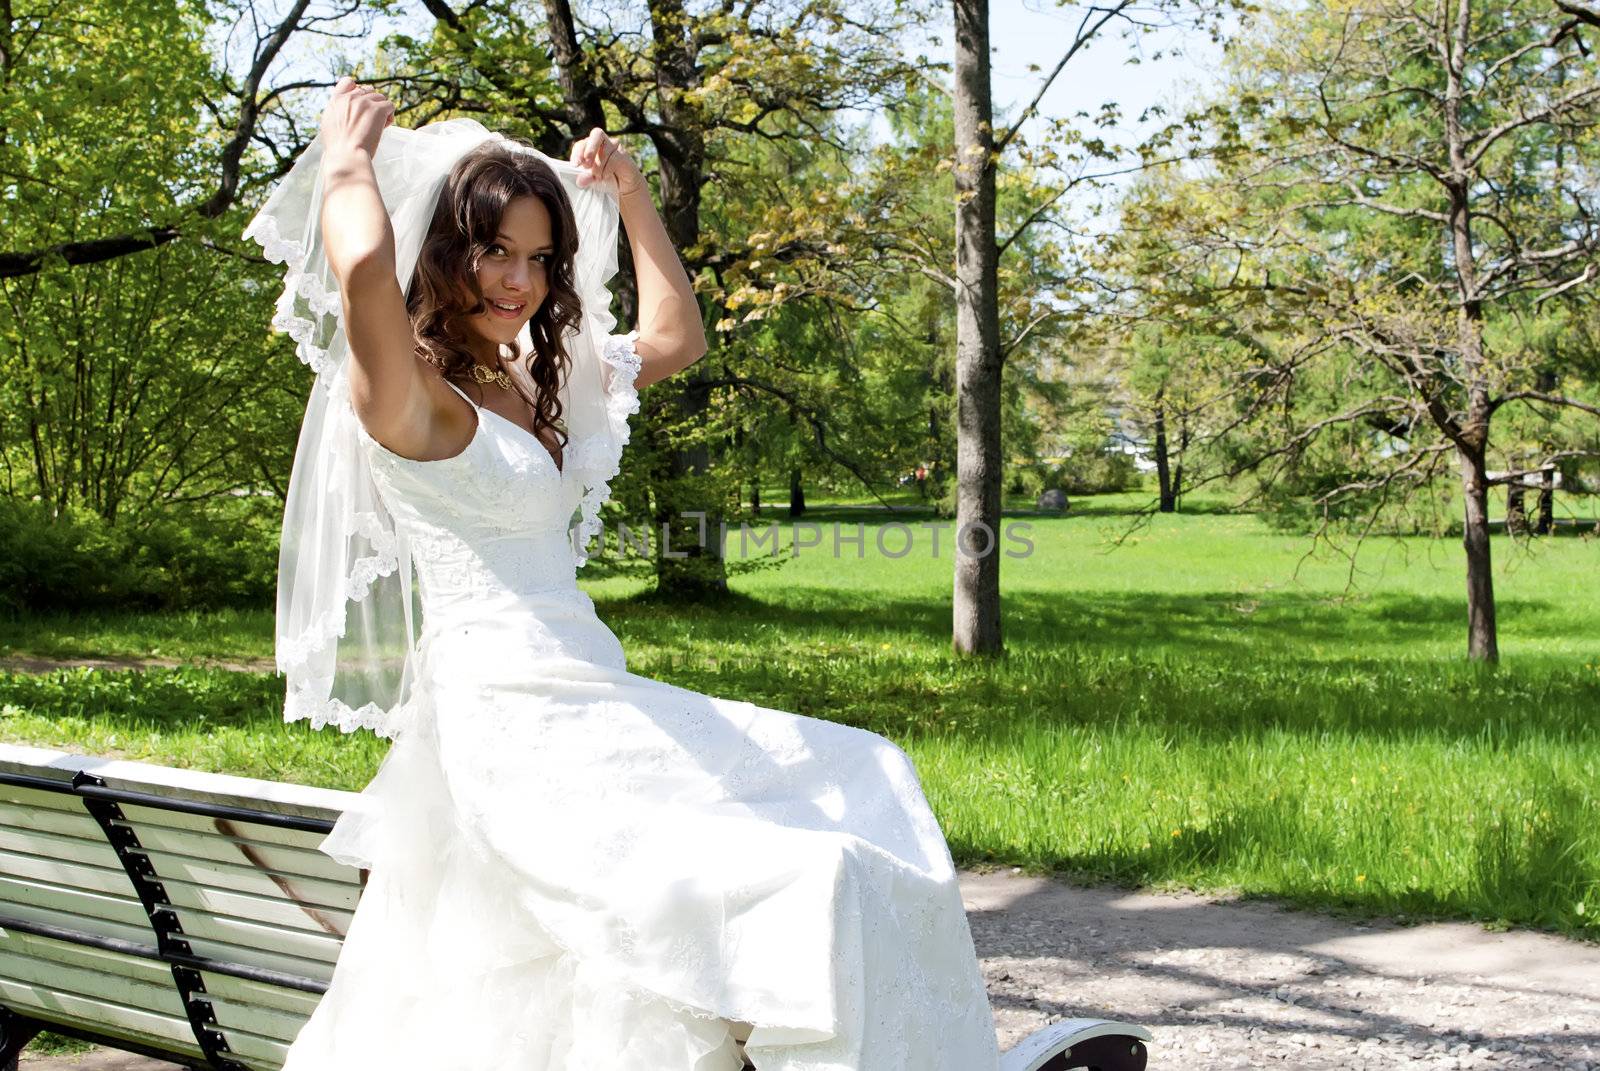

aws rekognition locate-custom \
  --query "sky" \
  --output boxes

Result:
[923,0,1228,174]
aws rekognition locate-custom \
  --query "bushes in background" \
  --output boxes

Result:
[1019,451,1140,498]
[0,497,278,614]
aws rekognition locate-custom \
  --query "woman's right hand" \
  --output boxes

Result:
[320,76,394,158]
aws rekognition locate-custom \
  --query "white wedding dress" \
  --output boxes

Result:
[277,336,1001,1071]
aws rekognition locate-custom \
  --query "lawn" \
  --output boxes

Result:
[2,490,1596,939]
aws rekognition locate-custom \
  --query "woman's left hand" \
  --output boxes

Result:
[570,128,645,197]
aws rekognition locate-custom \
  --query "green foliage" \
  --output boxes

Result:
[1024,449,1140,497]
[0,0,214,249]
[0,0,302,518]
[0,497,276,615]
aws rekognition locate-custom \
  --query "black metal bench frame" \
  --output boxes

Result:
[0,760,355,1071]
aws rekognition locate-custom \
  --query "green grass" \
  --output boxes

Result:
[1,492,1596,940]
[0,606,274,663]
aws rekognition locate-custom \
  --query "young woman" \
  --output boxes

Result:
[256,76,1001,1071]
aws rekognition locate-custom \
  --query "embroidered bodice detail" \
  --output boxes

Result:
[347,339,640,667]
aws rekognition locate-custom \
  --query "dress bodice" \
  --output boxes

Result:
[355,376,628,674]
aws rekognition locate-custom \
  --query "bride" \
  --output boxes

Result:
[249,76,1002,1071]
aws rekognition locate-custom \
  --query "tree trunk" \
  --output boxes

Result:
[1459,447,1499,663]
[542,0,727,598]
[788,468,805,518]
[1536,468,1554,535]
[1174,409,1189,505]
[1442,14,1497,664]
[641,0,726,599]
[649,375,726,597]
[951,0,1002,656]
[1153,392,1175,512]
[751,478,760,516]
[539,0,605,144]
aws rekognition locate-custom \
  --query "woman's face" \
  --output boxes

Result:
[461,194,554,358]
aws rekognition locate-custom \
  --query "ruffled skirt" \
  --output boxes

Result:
[280,638,999,1070]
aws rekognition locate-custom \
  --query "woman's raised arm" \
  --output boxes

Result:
[319,77,434,452]
[569,129,707,389]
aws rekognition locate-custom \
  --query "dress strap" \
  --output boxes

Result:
[441,377,478,408]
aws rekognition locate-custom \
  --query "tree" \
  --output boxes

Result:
[1108,0,1600,660]
[948,0,1236,655]
[0,0,308,517]
[951,0,1002,653]
[0,0,358,278]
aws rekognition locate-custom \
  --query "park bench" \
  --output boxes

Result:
[0,741,1152,1071]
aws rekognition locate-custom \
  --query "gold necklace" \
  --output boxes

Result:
[468,361,511,390]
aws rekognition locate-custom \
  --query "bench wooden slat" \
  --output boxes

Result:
[165,903,345,965]
[113,803,334,852]
[203,1021,291,1067]
[0,847,140,899]
[116,823,355,886]
[0,975,204,1059]
[0,949,188,1020]
[0,743,357,823]
[0,800,111,842]
[4,921,327,1048]
[139,847,360,912]
[0,928,172,989]
[0,874,149,932]
[0,782,344,874]
[179,933,335,984]
[0,826,359,915]
[0,900,154,948]
[0,821,136,868]
[196,969,324,1018]
[0,783,90,815]
[200,993,310,1044]
[158,876,354,940]
[204,1051,281,1071]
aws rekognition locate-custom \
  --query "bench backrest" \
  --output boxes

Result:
[0,742,361,1070]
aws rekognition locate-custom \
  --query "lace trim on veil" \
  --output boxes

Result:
[284,675,425,740]
[246,212,422,737]
[572,329,642,568]
[244,214,343,374]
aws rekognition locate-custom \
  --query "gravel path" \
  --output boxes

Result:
[970,868,1600,1070]
[17,868,1599,1070]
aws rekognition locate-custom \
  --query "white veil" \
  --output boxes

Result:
[243,118,639,742]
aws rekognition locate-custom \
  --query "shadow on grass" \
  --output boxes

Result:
[0,664,277,729]
[1017,782,1597,935]
[5,583,1591,753]
[593,584,1595,745]
[602,581,1571,656]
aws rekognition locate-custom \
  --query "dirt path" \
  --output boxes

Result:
[17,869,1599,1070]
[971,868,1600,1070]
[0,655,274,675]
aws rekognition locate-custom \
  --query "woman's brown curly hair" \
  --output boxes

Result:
[406,138,582,458]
